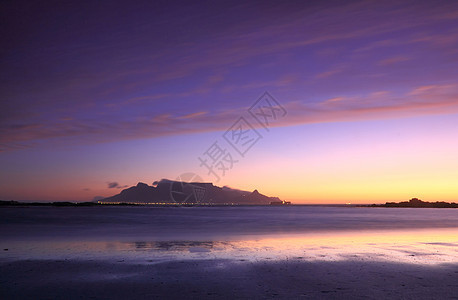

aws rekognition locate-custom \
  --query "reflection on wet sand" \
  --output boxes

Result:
[127,229,458,265]
[132,241,219,251]
[2,228,456,266]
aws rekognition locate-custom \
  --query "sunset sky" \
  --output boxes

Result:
[1,0,458,203]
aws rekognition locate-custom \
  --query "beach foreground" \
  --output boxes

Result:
[1,258,457,299]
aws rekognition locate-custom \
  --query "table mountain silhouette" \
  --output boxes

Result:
[99,179,281,205]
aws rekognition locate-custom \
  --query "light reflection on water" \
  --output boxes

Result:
[1,228,457,265]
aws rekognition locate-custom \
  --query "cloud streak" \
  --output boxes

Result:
[107,182,119,189]
[107,182,127,189]
[2,83,458,152]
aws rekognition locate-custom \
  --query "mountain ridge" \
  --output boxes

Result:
[99,179,281,205]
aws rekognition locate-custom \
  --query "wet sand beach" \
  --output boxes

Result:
[1,258,457,299]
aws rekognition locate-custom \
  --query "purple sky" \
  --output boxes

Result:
[1,1,458,203]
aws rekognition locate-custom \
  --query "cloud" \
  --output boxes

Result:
[107,182,119,189]
[125,94,171,104]
[281,84,458,127]
[178,111,207,119]
[2,83,458,152]
[323,97,346,104]
[410,31,458,47]
[107,182,128,189]
[377,56,410,66]
[407,85,451,96]
[315,68,343,79]
[370,91,390,97]
[354,39,398,52]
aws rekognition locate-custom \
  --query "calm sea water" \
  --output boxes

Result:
[1,206,457,264]
[1,206,457,241]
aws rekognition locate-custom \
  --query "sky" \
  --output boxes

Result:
[1,0,458,203]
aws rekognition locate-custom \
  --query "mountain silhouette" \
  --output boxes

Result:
[99,179,281,205]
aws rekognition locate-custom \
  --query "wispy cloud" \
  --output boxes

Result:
[178,111,207,119]
[107,182,128,189]
[282,84,458,127]
[315,68,344,79]
[378,56,410,66]
[322,97,346,104]
[2,83,458,152]
[107,182,119,189]
[354,39,398,52]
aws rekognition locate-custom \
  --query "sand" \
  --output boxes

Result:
[1,258,457,299]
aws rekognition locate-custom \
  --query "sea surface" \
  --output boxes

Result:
[1,206,457,264]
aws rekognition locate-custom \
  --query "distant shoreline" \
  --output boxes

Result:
[0,200,331,207]
[0,200,287,207]
[1,199,457,208]
[364,198,458,208]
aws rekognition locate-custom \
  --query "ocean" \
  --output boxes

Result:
[1,206,457,264]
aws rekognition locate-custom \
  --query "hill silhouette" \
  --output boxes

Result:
[99,179,281,205]
[370,198,458,208]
